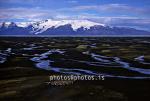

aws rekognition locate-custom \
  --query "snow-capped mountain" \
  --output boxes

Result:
[0,19,150,36]
[31,19,104,34]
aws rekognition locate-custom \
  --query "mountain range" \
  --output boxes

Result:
[0,19,150,36]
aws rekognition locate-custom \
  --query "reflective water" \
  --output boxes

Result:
[30,49,150,79]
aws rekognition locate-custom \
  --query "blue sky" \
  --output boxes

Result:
[0,0,150,31]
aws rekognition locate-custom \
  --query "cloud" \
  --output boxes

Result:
[88,16,150,31]
[72,4,150,15]
[0,0,37,3]
[67,0,78,4]
[0,7,59,21]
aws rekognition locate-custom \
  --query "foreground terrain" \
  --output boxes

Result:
[0,37,150,101]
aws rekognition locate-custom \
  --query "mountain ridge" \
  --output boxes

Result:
[0,19,150,36]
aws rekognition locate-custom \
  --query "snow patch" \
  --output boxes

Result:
[31,19,105,34]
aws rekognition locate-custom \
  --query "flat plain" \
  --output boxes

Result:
[0,37,150,101]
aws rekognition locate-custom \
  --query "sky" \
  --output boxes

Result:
[0,0,150,31]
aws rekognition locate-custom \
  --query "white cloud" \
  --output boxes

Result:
[67,0,78,4]
[72,4,150,15]
[0,7,59,21]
